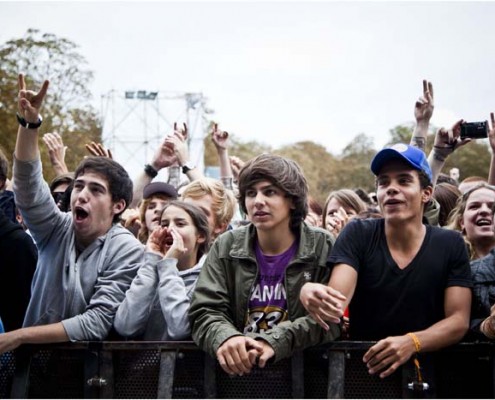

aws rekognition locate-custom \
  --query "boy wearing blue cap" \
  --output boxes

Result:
[300,143,472,382]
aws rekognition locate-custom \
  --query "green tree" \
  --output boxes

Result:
[335,133,377,192]
[387,124,415,146]
[441,141,491,181]
[0,29,101,182]
[277,141,337,204]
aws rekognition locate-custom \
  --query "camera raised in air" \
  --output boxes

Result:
[460,121,488,139]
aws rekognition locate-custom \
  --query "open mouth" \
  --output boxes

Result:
[476,218,492,227]
[74,207,89,222]
[164,236,174,246]
[384,199,401,206]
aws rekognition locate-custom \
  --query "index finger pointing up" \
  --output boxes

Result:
[18,74,26,91]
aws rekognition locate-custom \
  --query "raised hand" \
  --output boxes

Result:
[18,74,49,122]
[149,122,187,170]
[85,141,113,159]
[414,80,434,124]
[211,123,230,151]
[165,127,189,167]
[42,132,69,174]
[432,119,471,162]
[488,112,495,154]
[174,122,188,140]
[230,156,245,181]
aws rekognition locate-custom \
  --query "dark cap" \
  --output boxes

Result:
[143,182,178,200]
[370,143,432,182]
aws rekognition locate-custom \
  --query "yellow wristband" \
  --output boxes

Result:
[407,332,421,353]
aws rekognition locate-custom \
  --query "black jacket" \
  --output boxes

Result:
[0,209,37,331]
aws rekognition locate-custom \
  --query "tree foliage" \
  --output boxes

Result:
[204,122,492,203]
[277,141,338,205]
[0,29,101,182]
[386,124,415,146]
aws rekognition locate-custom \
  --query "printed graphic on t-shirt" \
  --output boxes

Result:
[243,279,288,333]
[244,238,297,334]
[244,305,287,333]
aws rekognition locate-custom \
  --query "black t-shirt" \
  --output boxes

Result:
[328,218,472,341]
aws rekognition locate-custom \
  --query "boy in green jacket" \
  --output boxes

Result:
[189,153,340,376]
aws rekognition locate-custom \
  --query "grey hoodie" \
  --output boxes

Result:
[114,253,205,340]
[14,157,144,341]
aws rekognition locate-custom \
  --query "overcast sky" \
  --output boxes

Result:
[1,1,494,162]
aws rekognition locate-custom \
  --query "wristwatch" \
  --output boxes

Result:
[16,113,43,129]
[144,164,158,178]
[182,161,196,174]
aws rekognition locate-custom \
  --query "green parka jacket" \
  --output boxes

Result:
[189,222,341,363]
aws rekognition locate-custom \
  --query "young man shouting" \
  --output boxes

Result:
[0,75,143,355]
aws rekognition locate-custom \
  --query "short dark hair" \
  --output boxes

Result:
[161,200,210,260]
[74,157,133,223]
[418,170,432,190]
[237,153,308,232]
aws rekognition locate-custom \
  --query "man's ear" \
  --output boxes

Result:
[421,186,433,204]
[113,199,126,215]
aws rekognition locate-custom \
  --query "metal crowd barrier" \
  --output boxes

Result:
[0,340,493,398]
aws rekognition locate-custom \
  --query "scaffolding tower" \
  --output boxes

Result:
[100,89,208,181]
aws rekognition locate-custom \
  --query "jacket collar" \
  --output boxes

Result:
[229,222,317,262]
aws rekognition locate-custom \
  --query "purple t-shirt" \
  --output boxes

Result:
[243,239,298,334]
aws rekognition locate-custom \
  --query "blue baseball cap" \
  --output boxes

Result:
[370,143,432,183]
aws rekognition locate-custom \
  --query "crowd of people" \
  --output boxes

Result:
[1,75,495,389]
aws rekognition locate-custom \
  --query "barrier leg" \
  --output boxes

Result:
[327,350,345,399]
[291,351,304,398]
[203,354,217,399]
[157,350,176,399]
[10,349,31,399]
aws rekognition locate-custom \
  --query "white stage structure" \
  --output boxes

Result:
[101,89,208,181]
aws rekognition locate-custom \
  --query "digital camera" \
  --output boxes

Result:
[460,121,488,139]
